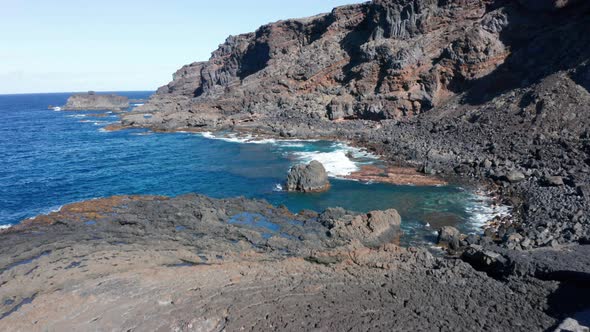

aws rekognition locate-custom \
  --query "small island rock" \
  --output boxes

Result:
[63,92,129,111]
[286,160,330,192]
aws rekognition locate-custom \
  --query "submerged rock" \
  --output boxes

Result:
[63,92,129,111]
[286,160,330,192]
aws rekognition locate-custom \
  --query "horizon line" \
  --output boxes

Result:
[0,89,156,96]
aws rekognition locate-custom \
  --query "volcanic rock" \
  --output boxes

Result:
[437,226,461,250]
[544,175,565,187]
[286,160,330,192]
[64,92,129,111]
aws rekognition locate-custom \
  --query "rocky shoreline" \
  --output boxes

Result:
[2,0,590,330]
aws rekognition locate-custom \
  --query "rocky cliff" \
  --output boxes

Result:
[64,92,129,111]
[126,0,589,129]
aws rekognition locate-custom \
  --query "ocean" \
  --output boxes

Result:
[0,92,508,246]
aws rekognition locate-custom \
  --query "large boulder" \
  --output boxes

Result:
[286,160,330,192]
[437,226,461,250]
[320,208,402,247]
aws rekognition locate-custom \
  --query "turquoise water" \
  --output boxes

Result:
[0,92,505,246]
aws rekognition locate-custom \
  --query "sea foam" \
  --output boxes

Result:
[199,132,379,177]
[292,150,359,177]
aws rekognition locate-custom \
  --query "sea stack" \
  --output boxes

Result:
[286,160,330,192]
[63,91,129,111]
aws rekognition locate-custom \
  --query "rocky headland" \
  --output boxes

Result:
[63,92,129,111]
[3,0,590,330]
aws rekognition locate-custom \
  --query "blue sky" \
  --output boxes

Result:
[0,0,364,94]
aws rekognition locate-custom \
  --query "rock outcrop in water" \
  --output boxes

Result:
[63,92,129,111]
[286,160,330,192]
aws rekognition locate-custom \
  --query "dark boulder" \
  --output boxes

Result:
[286,160,330,192]
[437,226,461,250]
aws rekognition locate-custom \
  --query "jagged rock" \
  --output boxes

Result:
[544,175,565,186]
[505,171,526,183]
[461,246,509,278]
[437,226,461,250]
[63,92,129,111]
[323,209,402,247]
[286,160,330,192]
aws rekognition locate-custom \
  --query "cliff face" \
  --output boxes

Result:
[128,0,589,129]
[64,93,129,111]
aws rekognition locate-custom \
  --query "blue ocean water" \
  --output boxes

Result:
[0,92,506,245]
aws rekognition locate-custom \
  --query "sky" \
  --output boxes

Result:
[0,0,364,94]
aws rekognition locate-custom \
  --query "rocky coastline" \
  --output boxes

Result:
[2,0,590,330]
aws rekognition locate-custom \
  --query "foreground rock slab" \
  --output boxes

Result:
[0,194,586,331]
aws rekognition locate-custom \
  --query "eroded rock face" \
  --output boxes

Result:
[64,92,129,111]
[286,160,330,192]
[125,0,512,127]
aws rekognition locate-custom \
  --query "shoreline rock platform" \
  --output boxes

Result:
[1,194,588,331]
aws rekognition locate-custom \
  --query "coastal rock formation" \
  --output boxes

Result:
[286,160,330,192]
[319,208,402,247]
[63,92,129,111]
[1,194,588,331]
[116,0,590,253]
[437,226,461,250]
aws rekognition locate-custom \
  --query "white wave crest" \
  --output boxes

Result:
[198,132,380,178]
[273,183,283,192]
[0,224,12,230]
[465,193,512,229]
[293,150,359,177]
[199,132,316,146]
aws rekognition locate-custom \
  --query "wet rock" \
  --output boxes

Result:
[286,160,330,192]
[437,226,461,250]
